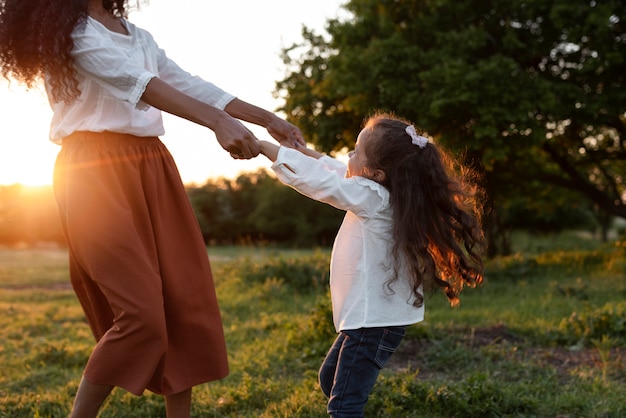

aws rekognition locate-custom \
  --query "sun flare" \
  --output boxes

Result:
[0,82,58,186]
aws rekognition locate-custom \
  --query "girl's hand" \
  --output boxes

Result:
[293,142,325,160]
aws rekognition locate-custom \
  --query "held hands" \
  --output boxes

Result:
[215,115,303,160]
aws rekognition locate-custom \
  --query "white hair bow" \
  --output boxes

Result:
[405,125,428,148]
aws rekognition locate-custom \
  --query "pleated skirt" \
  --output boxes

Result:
[53,131,229,396]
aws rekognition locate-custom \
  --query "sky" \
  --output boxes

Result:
[0,0,346,186]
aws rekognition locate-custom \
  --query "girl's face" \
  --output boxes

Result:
[346,128,373,179]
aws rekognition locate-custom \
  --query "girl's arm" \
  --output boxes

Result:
[266,144,382,216]
[259,140,325,162]
[258,140,280,162]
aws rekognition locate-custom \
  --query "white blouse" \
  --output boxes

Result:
[271,147,424,332]
[47,17,235,144]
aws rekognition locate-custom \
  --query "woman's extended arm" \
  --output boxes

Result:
[224,98,305,148]
[142,79,303,159]
[141,77,260,158]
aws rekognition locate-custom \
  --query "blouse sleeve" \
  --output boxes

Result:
[271,147,387,216]
[71,20,236,111]
[71,22,156,108]
[155,47,235,110]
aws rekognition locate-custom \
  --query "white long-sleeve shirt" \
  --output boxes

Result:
[47,17,235,144]
[272,147,424,332]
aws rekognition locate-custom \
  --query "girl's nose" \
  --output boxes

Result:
[348,151,355,158]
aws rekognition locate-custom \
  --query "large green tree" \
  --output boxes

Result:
[276,0,625,253]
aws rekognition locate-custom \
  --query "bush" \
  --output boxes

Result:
[286,292,336,363]
[485,242,626,281]
[484,254,539,280]
[559,302,626,347]
[238,252,330,293]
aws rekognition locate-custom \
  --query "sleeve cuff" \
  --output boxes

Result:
[129,71,157,110]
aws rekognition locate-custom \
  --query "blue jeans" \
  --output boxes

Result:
[318,326,406,417]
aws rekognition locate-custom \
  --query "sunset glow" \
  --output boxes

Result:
[0,82,57,186]
[0,0,344,186]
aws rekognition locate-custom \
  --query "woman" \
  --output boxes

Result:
[0,0,304,416]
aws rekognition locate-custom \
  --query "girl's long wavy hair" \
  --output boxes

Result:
[364,112,485,307]
[0,0,132,103]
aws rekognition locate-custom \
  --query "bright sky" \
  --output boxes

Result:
[0,0,346,186]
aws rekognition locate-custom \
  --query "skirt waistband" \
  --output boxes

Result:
[63,131,160,146]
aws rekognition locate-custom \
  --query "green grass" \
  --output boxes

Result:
[1,232,625,417]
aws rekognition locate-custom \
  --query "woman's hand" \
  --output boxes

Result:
[212,116,260,159]
[266,117,306,149]
[223,98,306,149]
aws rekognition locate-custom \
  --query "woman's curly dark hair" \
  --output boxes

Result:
[364,112,485,307]
[0,0,132,103]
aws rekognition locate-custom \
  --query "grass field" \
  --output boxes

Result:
[0,231,625,417]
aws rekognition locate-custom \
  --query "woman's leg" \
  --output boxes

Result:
[70,379,192,418]
[70,376,113,418]
[165,388,192,418]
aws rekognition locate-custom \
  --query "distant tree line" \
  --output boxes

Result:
[0,169,607,250]
[0,172,345,248]
[186,170,344,246]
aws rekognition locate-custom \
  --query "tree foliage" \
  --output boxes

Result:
[276,0,625,253]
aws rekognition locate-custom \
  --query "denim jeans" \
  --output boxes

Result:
[318,326,406,417]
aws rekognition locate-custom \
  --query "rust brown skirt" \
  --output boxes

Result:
[53,131,228,396]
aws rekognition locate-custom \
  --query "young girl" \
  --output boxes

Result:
[258,112,484,417]
[0,0,303,417]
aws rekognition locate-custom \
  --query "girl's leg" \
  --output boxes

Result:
[319,333,346,398]
[70,376,113,418]
[326,327,405,417]
[165,388,192,418]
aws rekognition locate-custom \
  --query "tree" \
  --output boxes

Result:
[276,0,625,254]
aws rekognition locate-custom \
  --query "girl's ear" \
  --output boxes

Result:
[371,168,386,183]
